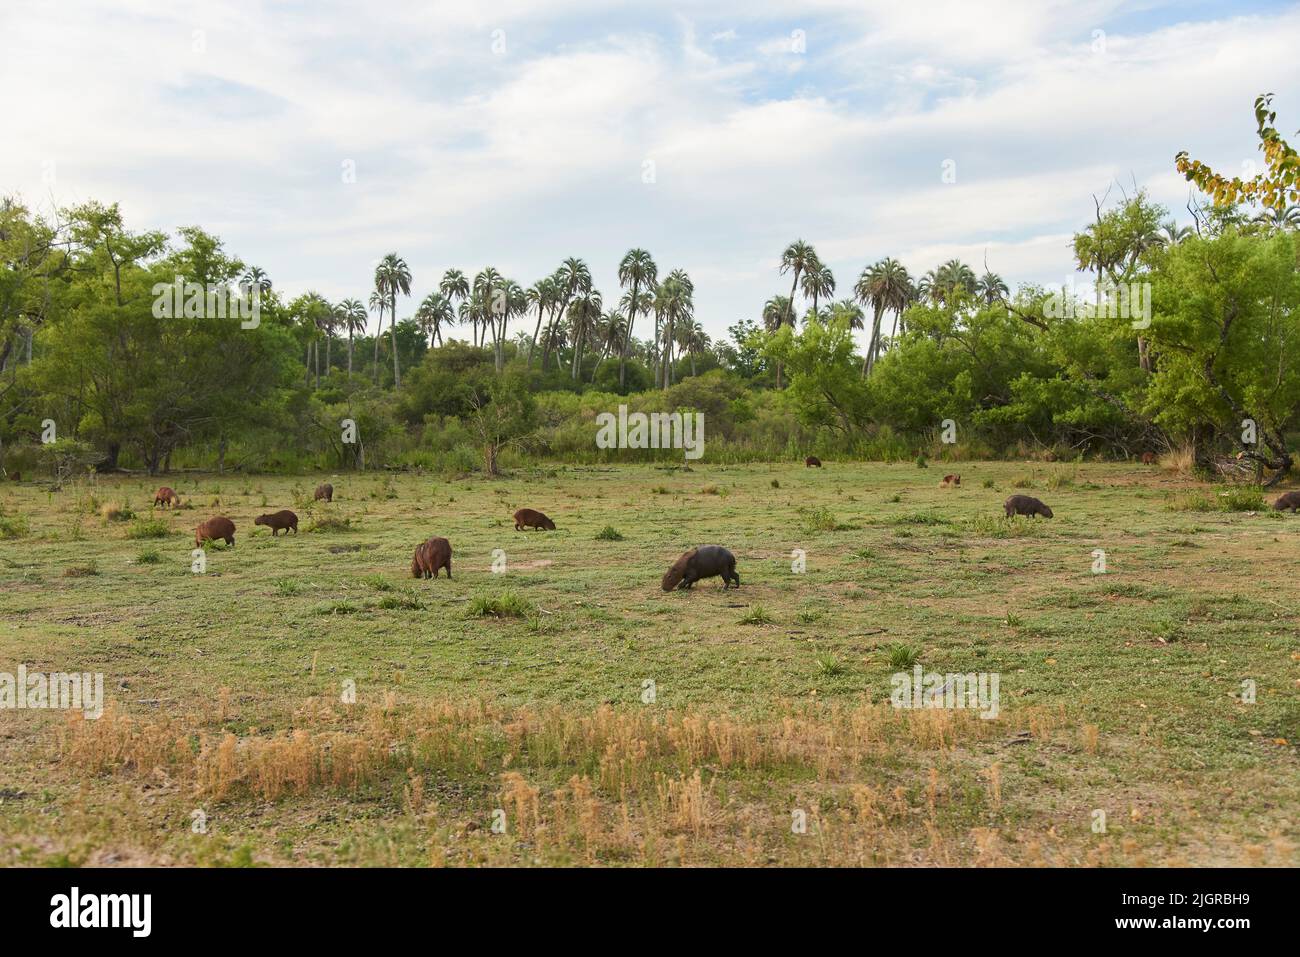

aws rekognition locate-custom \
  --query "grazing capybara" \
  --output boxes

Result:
[154,486,180,508]
[314,483,333,503]
[1004,495,1053,519]
[411,537,452,579]
[1272,491,1300,513]
[661,545,740,591]
[513,508,556,531]
[805,456,822,468]
[941,473,961,487]
[1140,452,1157,465]
[254,509,298,536]
[194,516,236,548]
[9,471,19,482]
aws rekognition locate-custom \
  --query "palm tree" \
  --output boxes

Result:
[368,289,386,383]
[1251,204,1300,229]
[592,309,627,379]
[828,298,865,332]
[439,269,470,340]
[617,249,657,391]
[241,266,272,294]
[779,240,818,330]
[975,270,1008,305]
[374,253,412,387]
[801,262,835,318]
[762,294,792,388]
[1158,219,1195,244]
[473,267,505,368]
[337,298,367,379]
[525,277,557,369]
[855,258,912,377]
[567,288,603,379]
[657,269,693,389]
[552,258,591,377]
[319,303,337,380]
[415,292,454,347]
[934,259,977,304]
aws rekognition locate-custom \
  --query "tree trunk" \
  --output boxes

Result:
[390,295,401,388]
[620,279,639,391]
[347,333,354,379]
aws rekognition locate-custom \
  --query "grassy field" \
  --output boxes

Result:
[0,460,1296,867]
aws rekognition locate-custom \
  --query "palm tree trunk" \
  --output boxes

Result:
[390,294,401,388]
[373,306,382,384]
[863,305,885,378]
[528,305,544,368]
[620,280,639,390]
[347,333,354,379]
[786,270,800,326]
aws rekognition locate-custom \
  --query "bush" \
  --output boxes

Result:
[127,518,171,539]
[594,525,624,541]
[467,591,533,619]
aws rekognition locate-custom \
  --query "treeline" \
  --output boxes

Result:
[2,109,1299,479]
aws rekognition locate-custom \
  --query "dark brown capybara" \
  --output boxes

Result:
[1140,452,1157,465]
[195,516,236,548]
[1004,495,1053,519]
[9,471,20,482]
[254,509,298,536]
[514,508,556,531]
[314,483,334,503]
[805,456,822,468]
[154,486,180,508]
[941,473,961,487]
[661,545,740,591]
[411,537,452,579]
[1272,491,1300,513]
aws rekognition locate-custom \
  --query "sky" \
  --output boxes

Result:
[3,0,1299,347]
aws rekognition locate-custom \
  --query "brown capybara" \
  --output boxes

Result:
[514,508,556,531]
[661,545,740,591]
[805,456,822,468]
[1004,495,1053,519]
[1272,491,1300,513]
[941,473,961,487]
[9,471,19,482]
[314,483,333,503]
[195,516,236,548]
[1140,452,1157,465]
[254,509,298,536]
[154,486,180,508]
[411,537,452,579]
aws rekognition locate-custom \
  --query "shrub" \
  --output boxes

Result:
[594,525,624,541]
[135,548,162,565]
[467,591,533,619]
[127,518,171,539]
[886,643,920,669]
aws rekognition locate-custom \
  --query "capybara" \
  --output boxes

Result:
[941,473,961,487]
[514,508,556,531]
[195,516,236,548]
[411,537,452,579]
[254,509,298,536]
[314,483,333,503]
[154,486,180,508]
[9,471,19,482]
[1140,452,1157,465]
[805,456,822,468]
[1004,495,1053,519]
[661,545,740,591]
[1272,491,1300,513]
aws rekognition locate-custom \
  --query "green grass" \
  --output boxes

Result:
[0,462,1296,867]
